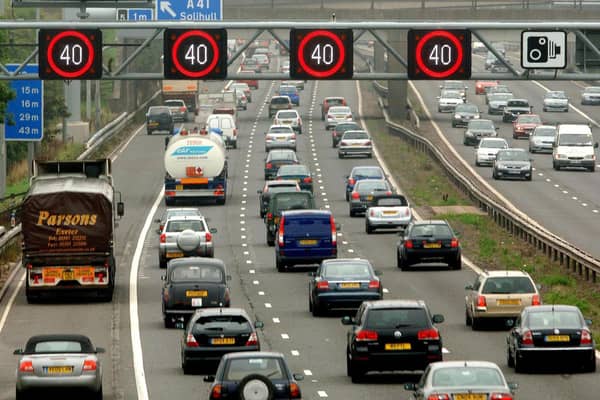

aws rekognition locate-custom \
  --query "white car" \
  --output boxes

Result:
[233,89,248,110]
[543,91,569,112]
[475,137,509,167]
[365,194,412,234]
[274,109,302,133]
[437,90,464,113]
[230,82,252,102]
[206,114,238,148]
[264,124,296,152]
[325,106,353,130]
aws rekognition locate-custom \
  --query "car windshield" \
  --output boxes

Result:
[225,358,285,380]
[375,197,407,206]
[166,220,205,232]
[171,265,222,282]
[278,111,298,119]
[518,115,541,124]
[442,91,462,99]
[443,81,463,90]
[480,140,507,149]
[546,92,566,99]
[269,151,296,161]
[533,127,556,137]
[482,277,536,294]
[468,120,494,130]
[326,98,345,106]
[559,133,593,146]
[356,180,388,192]
[33,341,83,353]
[456,104,478,113]
[165,100,184,107]
[508,101,529,107]
[343,131,369,140]
[352,167,383,179]
[366,308,429,329]
[432,367,504,387]
[278,165,308,176]
[195,315,250,331]
[271,97,290,104]
[279,86,297,93]
[330,106,351,114]
[410,224,452,238]
[322,262,372,279]
[527,310,583,329]
[268,185,298,194]
[585,87,600,94]
[489,93,513,101]
[496,150,529,161]
[336,123,360,132]
[269,126,293,134]
[274,194,312,211]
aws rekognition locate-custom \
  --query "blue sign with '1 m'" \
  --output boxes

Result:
[156,0,222,21]
[5,64,43,141]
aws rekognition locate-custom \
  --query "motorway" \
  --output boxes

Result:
[0,50,599,400]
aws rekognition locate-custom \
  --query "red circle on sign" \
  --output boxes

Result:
[297,30,345,78]
[171,30,220,78]
[47,30,95,79]
[415,30,463,79]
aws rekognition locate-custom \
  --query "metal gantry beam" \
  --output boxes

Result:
[2,20,600,80]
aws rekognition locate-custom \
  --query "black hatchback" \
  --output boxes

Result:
[264,149,299,180]
[146,105,174,135]
[396,220,462,270]
[342,299,444,382]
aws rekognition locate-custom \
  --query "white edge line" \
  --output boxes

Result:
[0,271,25,334]
[130,187,164,400]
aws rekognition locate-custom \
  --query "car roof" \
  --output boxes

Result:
[166,215,205,222]
[428,360,503,370]
[507,98,529,103]
[271,96,291,101]
[412,219,449,226]
[342,130,368,135]
[168,257,225,269]
[352,165,382,172]
[223,351,286,361]
[526,304,581,313]
[329,106,351,112]
[498,148,526,153]
[276,110,299,115]
[282,209,332,217]
[482,270,531,278]
[192,307,251,318]
[268,124,294,130]
[364,299,428,309]
[266,179,298,186]
[24,334,95,353]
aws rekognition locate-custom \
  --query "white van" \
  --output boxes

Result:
[552,124,598,171]
[206,114,238,149]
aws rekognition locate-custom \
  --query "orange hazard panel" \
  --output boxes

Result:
[180,178,209,184]
[186,166,204,177]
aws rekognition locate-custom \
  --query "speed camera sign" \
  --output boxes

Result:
[521,31,566,69]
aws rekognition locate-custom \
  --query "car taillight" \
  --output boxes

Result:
[267,212,273,220]
[348,178,356,186]
[303,177,312,183]
[327,113,332,119]
[291,134,296,140]
[531,294,541,306]
[19,360,34,373]
[418,328,440,340]
[290,382,301,398]
[355,329,378,341]
[369,209,375,217]
[365,141,372,146]
[581,329,593,345]
[351,192,360,200]
[160,233,166,243]
[211,384,223,399]
[490,393,513,400]
[368,280,380,289]
[83,359,97,371]
[297,118,302,125]
[342,100,347,105]
[330,215,337,246]
[276,176,282,180]
[233,128,237,137]
[278,215,285,247]
[404,239,413,249]
[340,141,348,146]
[385,191,392,196]
[205,232,212,242]
[186,333,199,347]
[522,329,533,345]
[451,238,459,248]
[347,114,352,118]
[427,394,450,400]
[246,332,259,346]
[179,106,186,112]
[515,125,522,130]
[266,163,273,169]
[317,280,329,290]
[477,295,487,308]
[165,191,176,197]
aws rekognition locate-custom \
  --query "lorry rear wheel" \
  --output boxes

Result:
[216,197,226,205]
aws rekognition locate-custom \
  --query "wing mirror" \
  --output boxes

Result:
[594,142,599,149]
[465,284,473,290]
[508,382,519,392]
[341,316,354,325]
[293,373,304,381]
[117,202,125,217]
[254,321,264,329]
[203,375,215,383]
[404,383,416,391]
[374,270,383,276]
[209,228,218,233]
[432,314,445,324]
[585,318,593,326]
[307,271,315,277]
[226,274,232,281]
[96,347,106,354]
[154,218,161,223]
[13,349,23,355]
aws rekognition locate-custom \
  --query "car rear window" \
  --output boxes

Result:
[34,341,83,353]
[508,100,529,107]
[336,123,360,132]
[352,168,383,179]
[326,98,345,106]
[375,197,407,207]
[366,308,429,329]
[269,151,296,161]
[527,310,582,329]
[274,194,313,211]
[283,217,331,235]
[329,106,351,114]
[343,131,368,140]
[278,111,297,119]
[355,180,388,191]
[272,97,290,105]
[268,185,297,193]
[166,220,205,232]
[323,262,371,279]
[410,224,452,238]
[432,367,504,387]
[278,165,308,175]
[171,265,222,282]
[482,277,535,294]
[165,101,184,107]
[269,126,293,134]
[195,315,251,331]
[225,358,284,380]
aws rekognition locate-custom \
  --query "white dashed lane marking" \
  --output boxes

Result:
[317,391,328,398]
[304,369,313,376]
[265,303,272,309]
[273,317,280,324]
[291,350,300,356]
[281,333,290,339]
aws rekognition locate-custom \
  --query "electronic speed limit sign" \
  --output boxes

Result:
[408,29,471,80]
[290,29,353,79]
[39,29,102,80]
[164,29,227,79]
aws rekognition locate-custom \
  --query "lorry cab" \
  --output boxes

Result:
[552,124,598,172]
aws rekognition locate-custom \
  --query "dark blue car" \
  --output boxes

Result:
[345,165,386,201]
[278,85,300,106]
[275,210,338,272]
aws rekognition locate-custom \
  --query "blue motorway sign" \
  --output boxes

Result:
[156,0,222,21]
[117,8,153,21]
[5,64,43,141]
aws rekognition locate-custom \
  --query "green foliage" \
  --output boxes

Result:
[541,274,575,287]
[545,291,591,314]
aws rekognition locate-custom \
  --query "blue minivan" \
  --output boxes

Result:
[275,210,338,272]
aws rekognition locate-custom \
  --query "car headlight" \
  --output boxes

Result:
[465,131,474,137]
[474,115,480,119]
[454,115,461,119]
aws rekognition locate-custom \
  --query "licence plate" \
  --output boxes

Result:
[545,335,570,342]
[46,366,73,374]
[454,395,486,400]
[340,282,360,289]
[62,271,74,280]
[176,184,183,190]
[352,143,361,146]
[383,210,397,215]
[167,252,184,258]
[186,290,208,297]
[367,195,373,200]
[497,299,521,305]
[276,136,286,140]
[299,239,317,246]
[211,337,235,345]
[570,160,581,164]
[423,243,442,249]
[385,343,411,351]
[148,122,158,126]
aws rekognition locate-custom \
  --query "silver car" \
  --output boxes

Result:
[437,90,464,113]
[365,194,412,233]
[325,106,353,130]
[581,86,600,105]
[274,109,302,133]
[404,361,518,400]
[487,92,513,115]
[452,103,480,128]
[265,124,296,152]
[164,99,188,122]
[529,125,557,153]
[543,90,569,112]
[338,130,372,158]
[463,119,498,146]
[158,215,217,268]
[475,137,509,166]
[155,207,202,233]
[15,334,104,399]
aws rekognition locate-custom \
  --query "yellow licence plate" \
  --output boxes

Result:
[167,252,184,258]
[340,282,360,289]
[62,271,74,280]
[423,243,442,249]
[497,299,521,305]
[383,210,397,215]
[455,395,486,400]
[176,184,184,191]
[367,195,373,200]
[385,343,411,351]
[299,239,317,245]
[546,335,570,342]
[186,290,208,297]
[47,366,73,374]
[211,337,235,345]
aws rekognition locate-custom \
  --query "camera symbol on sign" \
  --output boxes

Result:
[527,35,561,63]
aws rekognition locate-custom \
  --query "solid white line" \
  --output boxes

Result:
[0,272,25,334]
[130,188,163,400]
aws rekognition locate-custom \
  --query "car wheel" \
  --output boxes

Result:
[15,389,29,400]
[332,140,336,148]
[543,107,547,112]
[163,315,174,329]
[238,374,276,400]
[463,138,469,146]
[275,257,286,272]
[465,308,472,326]
[338,153,344,159]
[347,354,365,383]
[308,296,313,312]
[266,231,275,247]
[492,170,498,180]
[311,301,323,317]
[526,173,532,181]
[475,160,480,167]
[471,316,481,331]
[589,165,596,172]
[450,256,462,270]
[507,346,515,368]
[553,162,560,171]
[349,207,356,217]
[513,133,518,139]
[91,386,103,400]
[584,357,597,373]
[159,257,167,269]
[321,114,325,121]
[147,129,152,135]
[514,351,528,373]
[365,220,374,234]
[345,191,350,201]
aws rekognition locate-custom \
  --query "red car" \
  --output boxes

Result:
[513,114,542,139]
[475,80,499,95]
